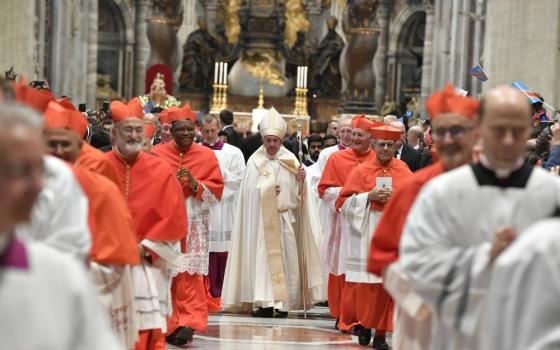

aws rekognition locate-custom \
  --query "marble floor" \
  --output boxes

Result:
[168,307,390,349]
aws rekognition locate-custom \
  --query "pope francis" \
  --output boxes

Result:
[222,107,323,317]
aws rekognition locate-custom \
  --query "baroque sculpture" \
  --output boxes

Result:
[179,17,219,92]
[311,16,344,98]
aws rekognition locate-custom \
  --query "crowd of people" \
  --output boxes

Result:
[1,76,560,350]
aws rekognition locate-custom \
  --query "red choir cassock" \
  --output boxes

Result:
[43,100,139,265]
[368,162,444,276]
[106,99,187,350]
[77,142,121,185]
[317,115,378,325]
[151,105,224,335]
[336,126,412,334]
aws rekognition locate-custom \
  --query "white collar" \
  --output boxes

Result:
[479,154,525,179]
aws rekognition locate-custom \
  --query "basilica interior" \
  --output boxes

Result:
[1,0,499,132]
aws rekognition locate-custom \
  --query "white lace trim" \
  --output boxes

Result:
[170,185,217,276]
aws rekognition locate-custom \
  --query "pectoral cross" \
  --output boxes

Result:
[262,169,271,178]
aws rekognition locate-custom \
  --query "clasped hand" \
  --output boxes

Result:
[176,167,197,190]
[368,186,393,203]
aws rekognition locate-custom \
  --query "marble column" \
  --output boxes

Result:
[374,0,392,111]
[420,0,434,112]
[134,0,151,96]
[87,0,99,107]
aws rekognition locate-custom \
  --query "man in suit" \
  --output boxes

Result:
[390,121,421,171]
[219,109,242,149]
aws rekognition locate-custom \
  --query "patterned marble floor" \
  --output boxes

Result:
[168,307,389,349]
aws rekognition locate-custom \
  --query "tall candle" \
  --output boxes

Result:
[214,62,218,84]
[297,66,302,88]
[223,62,228,85]
[303,66,308,88]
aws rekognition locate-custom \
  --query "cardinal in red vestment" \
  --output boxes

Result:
[317,115,381,330]
[336,125,412,349]
[151,105,224,346]
[106,98,188,350]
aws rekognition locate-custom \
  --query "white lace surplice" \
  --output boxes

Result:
[320,187,349,275]
[174,185,218,276]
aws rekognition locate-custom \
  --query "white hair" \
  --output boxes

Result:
[383,115,398,125]
[0,103,43,130]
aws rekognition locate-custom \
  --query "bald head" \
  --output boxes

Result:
[479,85,532,170]
[479,86,532,121]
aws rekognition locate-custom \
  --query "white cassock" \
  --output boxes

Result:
[0,238,122,349]
[318,148,350,276]
[222,146,323,311]
[339,192,381,283]
[400,163,560,350]
[209,143,246,253]
[15,155,91,260]
[481,218,560,350]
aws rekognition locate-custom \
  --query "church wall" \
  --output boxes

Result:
[0,1,39,81]
[483,0,560,109]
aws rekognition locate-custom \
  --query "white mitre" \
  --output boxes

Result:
[260,107,287,139]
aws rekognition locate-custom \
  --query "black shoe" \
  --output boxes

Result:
[334,318,339,330]
[166,326,193,347]
[274,309,289,318]
[355,325,371,346]
[372,335,389,350]
[252,307,274,318]
[315,301,329,307]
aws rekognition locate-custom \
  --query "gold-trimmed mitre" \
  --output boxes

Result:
[260,107,287,139]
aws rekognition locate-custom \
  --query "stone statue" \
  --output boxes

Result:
[340,0,381,113]
[179,17,219,92]
[282,31,313,88]
[146,0,183,72]
[379,94,397,116]
[139,73,180,112]
[311,16,344,97]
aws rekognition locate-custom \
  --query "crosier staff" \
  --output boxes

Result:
[296,114,309,319]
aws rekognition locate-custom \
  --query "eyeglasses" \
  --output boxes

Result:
[375,141,396,148]
[119,127,144,136]
[432,126,472,140]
